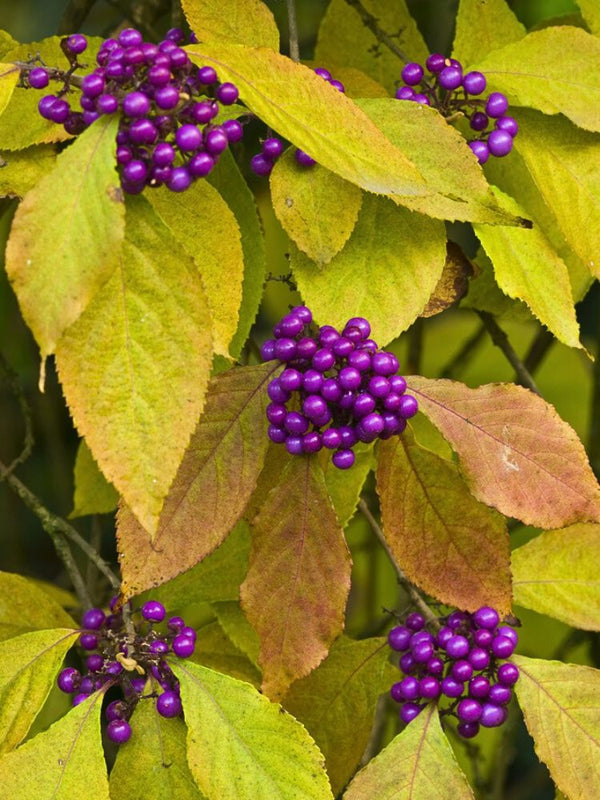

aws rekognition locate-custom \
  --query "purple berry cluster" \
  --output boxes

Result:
[395,54,517,164]
[261,306,418,469]
[249,67,344,177]
[27,28,243,194]
[388,606,520,737]
[57,599,196,744]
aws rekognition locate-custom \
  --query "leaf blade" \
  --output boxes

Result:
[181,0,279,49]
[452,0,525,66]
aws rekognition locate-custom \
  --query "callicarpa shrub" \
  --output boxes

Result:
[0,1,599,799]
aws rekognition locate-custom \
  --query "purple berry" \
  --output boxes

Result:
[312,348,335,372]
[399,676,420,701]
[488,129,513,157]
[154,85,180,110]
[302,431,322,453]
[462,71,486,95]
[470,112,489,132]
[457,698,482,723]
[188,152,215,178]
[107,719,132,744]
[419,676,441,699]
[142,600,166,622]
[86,654,104,672]
[97,93,118,114]
[72,693,89,706]
[485,92,509,118]
[157,690,183,717]
[223,119,244,142]
[395,86,415,101]
[457,721,480,738]
[491,635,516,658]
[285,436,303,455]
[172,634,195,658]
[148,65,171,86]
[314,67,331,80]
[168,616,185,631]
[468,140,490,164]
[205,128,229,155]
[399,652,416,674]
[496,116,519,137]
[118,28,143,47]
[329,79,345,93]
[251,154,273,176]
[469,675,491,698]
[268,425,287,444]
[79,633,98,650]
[439,66,462,90]
[488,683,512,705]
[413,94,431,105]
[262,137,284,159]
[426,53,445,73]
[371,352,398,376]
[122,160,148,184]
[388,625,411,651]
[216,82,239,105]
[128,119,158,145]
[167,166,192,193]
[401,62,424,86]
[82,608,106,630]
[105,700,127,721]
[274,337,297,361]
[28,67,49,89]
[321,428,342,449]
[58,667,80,693]
[284,411,309,435]
[198,66,218,84]
[469,647,491,670]
[497,626,518,646]
[332,449,355,469]
[497,663,519,686]
[153,142,175,167]
[353,393,377,419]
[441,677,464,698]
[176,124,203,151]
[473,606,499,629]
[452,659,474,682]
[400,702,422,724]
[66,34,88,54]
[295,149,316,167]
[81,73,104,98]
[480,703,507,728]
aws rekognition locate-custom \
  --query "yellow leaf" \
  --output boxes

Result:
[181,0,279,50]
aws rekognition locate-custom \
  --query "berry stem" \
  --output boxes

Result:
[0,352,34,480]
[358,498,440,628]
[285,0,300,62]
[343,0,410,63]
[477,311,540,395]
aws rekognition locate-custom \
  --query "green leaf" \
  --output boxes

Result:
[5,116,124,357]
[513,110,600,282]
[323,443,375,528]
[0,693,108,799]
[55,196,212,536]
[471,28,600,132]
[461,246,531,322]
[0,30,18,58]
[575,0,600,34]
[0,145,57,198]
[190,620,261,687]
[212,600,260,667]
[315,0,428,94]
[512,524,600,631]
[187,41,430,199]
[173,660,334,799]
[514,655,600,800]
[207,149,266,359]
[270,148,363,266]
[0,62,18,116]
[474,187,582,349]
[71,439,119,518]
[452,0,525,66]
[0,628,77,753]
[409,377,600,528]
[149,521,250,609]
[283,636,394,796]
[148,180,244,359]
[357,98,524,225]
[344,704,474,800]
[181,0,279,50]
[110,700,206,800]
[377,426,511,613]
[242,456,351,700]
[117,362,276,597]
[291,194,445,346]
[0,573,76,641]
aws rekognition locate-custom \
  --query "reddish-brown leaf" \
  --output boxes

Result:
[409,378,600,528]
[117,362,277,598]
[241,457,351,700]
[377,428,511,613]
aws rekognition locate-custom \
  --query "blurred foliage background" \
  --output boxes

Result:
[0,1,598,797]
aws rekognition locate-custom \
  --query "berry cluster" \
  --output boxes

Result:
[388,606,519,737]
[57,599,196,744]
[261,307,418,469]
[395,55,517,164]
[26,28,243,194]
[249,67,344,176]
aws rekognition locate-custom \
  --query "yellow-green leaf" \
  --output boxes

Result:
[0,62,18,116]
[0,145,57,198]
[323,443,375,528]
[181,0,279,50]
[514,655,600,800]
[344,704,474,800]
[474,187,581,349]
[315,0,428,94]
[0,30,18,58]
[6,116,124,358]
[410,377,600,528]
[55,196,213,536]
[377,427,511,613]
[472,27,600,132]
[575,0,600,34]
[452,0,525,66]
[173,660,334,799]
[212,600,260,667]
[270,148,363,266]
[148,180,244,358]
[242,456,351,700]
[0,573,76,641]
[207,149,266,359]
[514,110,600,282]
[187,41,430,199]
[357,98,523,225]
[110,696,206,800]
[0,628,77,753]
[71,439,119,518]
[291,194,446,346]
[0,693,108,799]
[117,363,276,597]
[190,620,261,687]
[512,524,600,631]
[284,636,394,796]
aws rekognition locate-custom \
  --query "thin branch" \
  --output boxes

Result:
[343,0,409,63]
[477,311,540,395]
[0,353,34,481]
[440,324,486,379]
[58,0,97,34]
[285,0,300,62]
[1,462,121,592]
[523,328,555,375]
[358,498,440,628]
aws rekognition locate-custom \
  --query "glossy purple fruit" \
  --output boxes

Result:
[172,634,195,658]
[332,449,355,469]
[488,129,513,157]
[395,86,415,100]
[457,698,482,722]
[107,719,132,744]
[66,33,88,54]
[388,625,411,651]
[470,111,488,131]
[295,149,316,167]
[400,702,422,724]
[480,703,507,727]
[491,634,516,658]
[462,71,486,95]
[485,92,509,118]
[496,115,519,137]
[398,395,418,419]
[216,82,239,104]
[468,140,489,164]
[82,607,106,630]
[401,62,424,85]
[458,721,480,738]
[142,600,166,622]
[29,67,49,88]
[426,53,446,73]
[439,65,462,90]
[58,667,81,693]
[157,690,183,718]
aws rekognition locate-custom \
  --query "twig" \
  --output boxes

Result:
[1,461,121,592]
[406,317,424,375]
[440,324,486,379]
[477,311,540,395]
[58,0,97,34]
[285,0,300,62]
[343,0,409,63]
[0,353,34,481]
[523,328,555,375]
[358,498,439,628]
